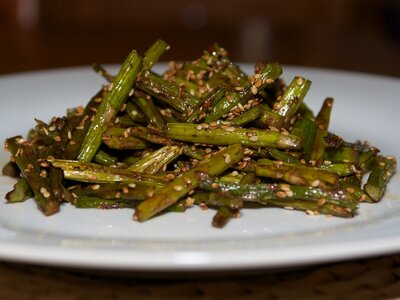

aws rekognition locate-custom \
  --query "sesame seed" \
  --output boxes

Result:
[224,154,231,164]
[173,185,184,191]
[346,187,355,193]
[284,206,294,210]
[211,183,220,189]
[183,177,192,185]
[231,170,239,177]
[311,179,320,187]
[43,127,49,136]
[251,85,258,95]
[196,124,203,130]
[318,198,326,206]
[286,190,294,197]
[54,136,61,142]
[306,210,316,215]
[91,184,100,190]
[296,77,305,85]
[199,203,208,210]
[40,187,50,198]
[115,192,121,199]
[225,126,236,132]
[48,125,56,132]
[276,191,287,198]
[185,197,195,207]
[249,135,259,142]
[68,131,72,139]
[166,174,175,180]
[266,78,274,84]
[122,187,129,194]
[128,183,136,188]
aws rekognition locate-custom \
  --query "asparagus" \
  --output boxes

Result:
[310,98,333,166]
[127,145,181,174]
[134,94,167,129]
[2,40,396,226]
[78,50,143,162]
[212,206,235,228]
[166,123,302,149]
[5,136,60,215]
[5,177,33,203]
[256,159,339,189]
[49,159,168,186]
[72,183,161,201]
[102,127,151,150]
[204,62,282,123]
[134,144,244,222]
[272,76,311,127]
[364,155,397,201]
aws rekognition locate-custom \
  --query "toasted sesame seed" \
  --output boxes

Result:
[122,187,129,194]
[286,190,294,197]
[276,191,287,198]
[67,131,72,139]
[128,183,136,188]
[48,125,56,132]
[346,187,355,193]
[199,203,208,210]
[251,85,258,95]
[284,206,294,210]
[54,136,61,142]
[249,135,259,142]
[91,184,100,190]
[318,198,326,206]
[115,192,121,199]
[211,182,220,189]
[296,77,305,85]
[225,126,236,132]
[183,177,192,185]
[266,78,274,84]
[166,173,176,180]
[43,127,49,136]
[173,185,184,191]
[306,210,316,215]
[231,170,239,177]
[40,187,50,198]
[311,179,320,187]
[185,197,195,207]
[196,124,203,130]
[224,154,231,164]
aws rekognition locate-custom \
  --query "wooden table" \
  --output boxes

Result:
[1,254,400,299]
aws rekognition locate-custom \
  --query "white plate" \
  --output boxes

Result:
[0,65,399,271]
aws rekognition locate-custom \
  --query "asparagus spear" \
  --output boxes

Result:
[166,123,302,149]
[5,136,60,215]
[212,206,235,228]
[204,62,282,123]
[78,50,143,162]
[134,144,244,222]
[272,76,311,127]
[127,145,181,174]
[49,159,168,186]
[72,182,161,201]
[310,98,333,166]
[5,177,33,203]
[364,155,397,201]
[256,159,339,189]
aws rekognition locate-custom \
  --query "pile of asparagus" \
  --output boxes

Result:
[3,39,397,228]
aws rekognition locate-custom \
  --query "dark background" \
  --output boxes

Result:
[1,0,399,76]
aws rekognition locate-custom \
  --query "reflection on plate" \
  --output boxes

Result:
[0,65,399,271]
